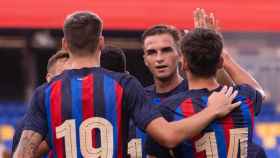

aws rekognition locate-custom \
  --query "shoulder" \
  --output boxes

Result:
[144,84,155,96]
[159,92,190,110]
[234,84,258,98]
[144,84,154,92]
[32,82,49,97]
[101,68,138,84]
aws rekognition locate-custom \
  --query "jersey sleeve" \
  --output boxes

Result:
[23,85,48,137]
[145,97,182,157]
[123,76,162,131]
[12,118,25,153]
[238,84,263,116]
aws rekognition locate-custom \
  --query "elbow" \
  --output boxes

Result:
[258,89,267,101]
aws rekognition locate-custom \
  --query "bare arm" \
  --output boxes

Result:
[222,50,266,99]
[193,9,235,86]
[216,68,235,86]
[146,86,240,148]
[193,8,266,99]
[13,130,43,158]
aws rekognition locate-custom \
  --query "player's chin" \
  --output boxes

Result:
[156,73,172,81]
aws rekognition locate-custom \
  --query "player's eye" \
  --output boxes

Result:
[146,49,157,56]
[161,47,174,53]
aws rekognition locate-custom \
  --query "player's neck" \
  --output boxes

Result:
[187,73,219,91]
[154,73,183,94]
[68,51,100,70]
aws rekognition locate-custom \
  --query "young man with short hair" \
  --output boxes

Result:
[12,49,70,158]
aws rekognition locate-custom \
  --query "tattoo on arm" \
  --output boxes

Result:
[13,130,43,158]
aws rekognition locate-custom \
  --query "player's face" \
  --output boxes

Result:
[143,34,180,81]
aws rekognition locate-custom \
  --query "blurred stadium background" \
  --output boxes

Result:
[0,0,279,157]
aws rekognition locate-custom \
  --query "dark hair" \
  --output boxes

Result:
[142,24,183,49]
[181,28,223,78]
[101,46,126,72]
[63,11,102,55]
[47,49,69,72]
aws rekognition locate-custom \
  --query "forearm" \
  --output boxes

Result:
[224,55,265,98]
[13,130,43,158]
[146,108,216,148]
[167,107,216,146]
[216,68,235,86]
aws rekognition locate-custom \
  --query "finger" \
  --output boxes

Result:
[205,15,210,27]
[205,15,213,29]
[229,101,242,110]
[225,86,233,97]
[197,8,204,28]
[200,9,206,28]
[193,9,199,27]
[229,90,238,101]
[184,29,189,34]
[210,13,215,26]
[194,8,200,28]
[216,20,220,31]
[220,85,228,94]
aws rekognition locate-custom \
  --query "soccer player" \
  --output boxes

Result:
[129,24,188,158]
[13,11,240,158]
[12,50,70,157]
[193,8,267,158]
[146,28,265,158]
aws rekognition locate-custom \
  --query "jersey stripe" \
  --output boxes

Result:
[44,84,55,157]
[115,81,124,158]
[175,105,194,157]
[246,98,255,129]
[221,115,234,152]
[81,74,96,148]
[50,80,64,158]
[240,97,254,142]
[71,78,83,158]
[179,98,199,157]
[201,97,227,158]
[103,75,118,158]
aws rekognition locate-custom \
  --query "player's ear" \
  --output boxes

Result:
[99,36,105,50]
[142,51,149,67]
[217,56,224,69]
[46,73,51,83]
[178,52,183,65]
[182,56,189,71]
[62,38,69,52]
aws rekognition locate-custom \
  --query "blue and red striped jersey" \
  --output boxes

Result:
[23,67,161,158]
[128,79,188,158]
[146,84,262,158]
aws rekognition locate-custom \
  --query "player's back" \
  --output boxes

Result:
[155,84,262,158]
[42,67,155,158]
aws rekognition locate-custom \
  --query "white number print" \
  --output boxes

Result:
[56,117,113,158]
[195,132,218,158]
[56,120,77,158]
[195,128,248,158]
[127,138,142,158]
[227,128,248,158]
